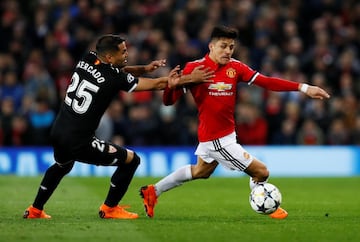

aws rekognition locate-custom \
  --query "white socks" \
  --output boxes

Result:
[155,165,192,196]
[153,166,267,197]
[249,177,268,190]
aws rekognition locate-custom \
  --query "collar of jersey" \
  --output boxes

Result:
[204,54,219,70]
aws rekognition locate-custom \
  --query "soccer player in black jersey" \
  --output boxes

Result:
[22,34,213,219]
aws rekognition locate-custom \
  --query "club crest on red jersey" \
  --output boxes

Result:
[226,68,236,78]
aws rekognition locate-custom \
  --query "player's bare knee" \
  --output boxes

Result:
[191,166,213,179]
[244,163,269,182]
[258,168,269,182]
[245,160,269,182]
[251,167,269,182]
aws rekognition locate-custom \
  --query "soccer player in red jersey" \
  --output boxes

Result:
[140,26,330,219]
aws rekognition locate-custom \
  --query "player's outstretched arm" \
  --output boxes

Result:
[168,65,214,89]
[253,74,330,100]
[123,59,166,77]
[135,65,180,91]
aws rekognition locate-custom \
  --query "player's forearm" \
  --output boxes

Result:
[136,77,168,91]
[179,74,197,85]
[154,77,168,90]
[167,74,191,89]
[148,77,168,90]
[122,65,148,77]
[253,74,330,99]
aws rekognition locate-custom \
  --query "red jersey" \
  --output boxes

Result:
[163,54,300,142]
[182,55,257,141]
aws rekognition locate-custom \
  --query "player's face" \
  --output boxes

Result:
[208,38,235,65]
[110,42,129,67]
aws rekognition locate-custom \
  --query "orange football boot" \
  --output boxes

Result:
[23,205,51,219]
[99,204,138,219]
[139,185,157,218]
[269,207,288,219]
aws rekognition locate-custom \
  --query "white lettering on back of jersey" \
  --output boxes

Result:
[76,61,105,83]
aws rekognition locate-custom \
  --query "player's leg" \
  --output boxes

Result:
[98,154,140,219]
[23,161,74,219]
[140,163,193,218]
[155,156,217,195]
[243,158,269,190]
[80,138,140,219]
[206,132,287,219]
[102,147,138,206]
[204,132,267,188]
[140,146,218,217]
[244,158,288,219]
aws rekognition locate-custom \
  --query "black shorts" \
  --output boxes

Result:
[53,136,128,166]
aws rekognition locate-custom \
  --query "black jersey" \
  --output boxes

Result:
[50,51,138,147]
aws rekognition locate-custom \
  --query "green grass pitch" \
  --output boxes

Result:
[0,176,359,242]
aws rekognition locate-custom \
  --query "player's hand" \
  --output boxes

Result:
[168,65,181,87]
[145,59,166,72]
[189,65,215,83]
[304,85,330,99]
[168,65,215,89]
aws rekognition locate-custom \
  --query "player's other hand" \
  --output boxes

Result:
[305,85,331,99]
[190,65,215,83]
[145,59,166,72]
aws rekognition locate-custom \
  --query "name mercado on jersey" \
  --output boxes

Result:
[76,60,105,83]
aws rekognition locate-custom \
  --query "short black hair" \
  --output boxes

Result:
[210,26,238,40]
[95,34,125,54]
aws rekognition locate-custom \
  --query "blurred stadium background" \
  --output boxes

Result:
[1,0,360,177]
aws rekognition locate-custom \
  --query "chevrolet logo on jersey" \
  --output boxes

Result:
[208,82,232,91]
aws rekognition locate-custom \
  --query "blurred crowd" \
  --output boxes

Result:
[1,0,360,147]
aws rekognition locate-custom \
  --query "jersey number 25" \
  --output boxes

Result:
[65,72,100,114]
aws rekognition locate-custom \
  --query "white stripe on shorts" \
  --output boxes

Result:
[212,139,247,170]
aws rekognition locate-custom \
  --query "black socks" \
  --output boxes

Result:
[104,153,140,207]
[33,162,74,210]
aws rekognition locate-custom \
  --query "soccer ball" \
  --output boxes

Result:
[249,183,282,214]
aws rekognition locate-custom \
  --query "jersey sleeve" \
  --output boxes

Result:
[163,86,185,105]
[114,71,139,92]
[236,61,257,83]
